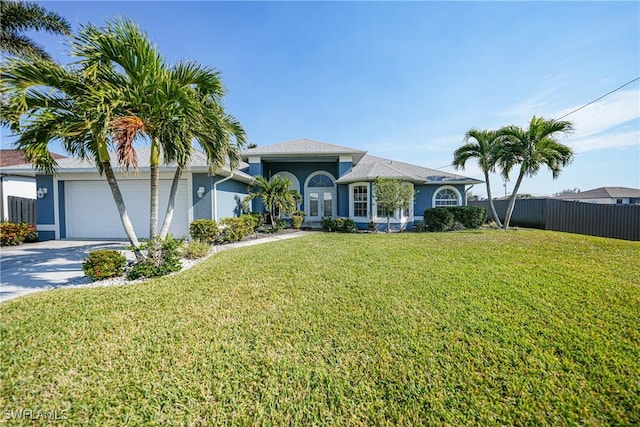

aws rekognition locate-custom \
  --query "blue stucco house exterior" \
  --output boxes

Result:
[242,139,482,230]
[0,138,482,239]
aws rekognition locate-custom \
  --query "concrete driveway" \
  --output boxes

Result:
[0,240,129,303]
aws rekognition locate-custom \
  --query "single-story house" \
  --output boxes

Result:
[0,138,482,240]
[243,139,482,230]
[554,187,640,205]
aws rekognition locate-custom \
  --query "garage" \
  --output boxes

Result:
[65,179,189,239]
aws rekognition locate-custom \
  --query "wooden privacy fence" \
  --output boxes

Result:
[469,198,640,241]
[7,196,37,225]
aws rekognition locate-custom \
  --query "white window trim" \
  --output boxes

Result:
[432,185,462,207]
[303,170,336,190]
[349,182,370,221]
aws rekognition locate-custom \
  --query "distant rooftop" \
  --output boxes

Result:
[556,187,640,199]
[0,149,65,167]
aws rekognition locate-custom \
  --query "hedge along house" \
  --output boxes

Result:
[0,147,253,240]
[242,139,483,231]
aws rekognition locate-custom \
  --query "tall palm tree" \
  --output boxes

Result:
[243,176,301,228]
[0,56,144,254]
[0,0,70,60]
[453,129,503,228]
[73,19,245,239]
[495,116,574,229]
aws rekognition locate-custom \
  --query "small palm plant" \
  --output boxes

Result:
[243,176,301,228]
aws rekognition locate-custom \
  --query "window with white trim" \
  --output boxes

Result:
[352,184,368,217]
[434,187,461,206]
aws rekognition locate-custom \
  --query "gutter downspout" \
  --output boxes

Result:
[212,172,234,222]
[465,184,475,206]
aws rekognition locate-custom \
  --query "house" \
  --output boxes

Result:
[242,139,482,230]
[0,147,253,240]
[0,139,482,239]
[0,149,65,221]
[555,187,640,205]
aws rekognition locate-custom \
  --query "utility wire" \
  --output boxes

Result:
[433,76,640,171]
[556,76,639,120]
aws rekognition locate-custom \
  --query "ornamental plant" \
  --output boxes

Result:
[82,249,127,281]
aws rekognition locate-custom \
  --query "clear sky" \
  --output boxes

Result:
[2,0,639,197]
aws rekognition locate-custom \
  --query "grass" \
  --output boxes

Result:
[1,229,639,425]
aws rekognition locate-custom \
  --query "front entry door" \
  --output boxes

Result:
[307,189,335,221]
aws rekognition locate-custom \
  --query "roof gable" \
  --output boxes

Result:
[241,138,367,163]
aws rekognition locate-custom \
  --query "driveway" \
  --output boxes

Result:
[0,240,129,303]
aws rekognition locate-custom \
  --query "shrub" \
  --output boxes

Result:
[423,208,454,232]
[128,237,182,280]
[180,240,211,259]
[414,221,427,232]
[248,212,264,230]
[322,217,357,233]
[219,215,256,242]
[82,249,127,281]
[0,222,37,246]
[321,216,335,232]
[446,206,487,229]
[291,211,306,229]
[189,219,219,244]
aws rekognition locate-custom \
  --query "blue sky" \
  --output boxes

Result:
[2,0,639,197]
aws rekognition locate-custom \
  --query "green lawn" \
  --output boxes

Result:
[1,230,639,425]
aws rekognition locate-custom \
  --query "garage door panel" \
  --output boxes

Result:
[66,180,189,239]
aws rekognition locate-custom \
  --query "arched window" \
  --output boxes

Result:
[433,186,461,207]
[272,171,300,193]
[307,173,334,188]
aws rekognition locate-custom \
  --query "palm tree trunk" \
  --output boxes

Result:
[149,139,161,238]
[159,166,182,239]
[102,161,145,261]
[503,170,525,230]
[149,164,159,238]
[484,171,503,228]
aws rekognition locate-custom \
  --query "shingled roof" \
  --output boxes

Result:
[0,147,252,182]
[556,187,640,200]
[336,154,481,185]
[242,138,367,163]
[0,149,65,167]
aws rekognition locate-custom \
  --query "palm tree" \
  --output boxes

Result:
[1,56,144,254]
[73,19,245,239]
[495,116,574,229]
[243,176,301,228]
[0,0,71,60]
[453,129,503,228]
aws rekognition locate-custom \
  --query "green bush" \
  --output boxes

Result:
[248,212,264,230]
[446,206,487,229]
[189,219,219,244]
[180,240,211,259]
[322,217,357,233]
[128,237,182,280]
[219,215,257,242]
[0,222,37,246]
[291,211,306,229]
[82,249,127,281]
[423,208,454,232]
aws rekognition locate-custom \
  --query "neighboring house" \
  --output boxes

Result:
[0,149,65,221]
[555,187,640,205]
[0,147,253,240]
[242,138,482,230]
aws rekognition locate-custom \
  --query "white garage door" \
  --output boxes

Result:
[66,180,189,239]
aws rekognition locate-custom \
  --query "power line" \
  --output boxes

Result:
[433,76,640,171]
[556,76,640,120]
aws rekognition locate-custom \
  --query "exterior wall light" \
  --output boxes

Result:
[37,188,48,199]
[197,187,205,198]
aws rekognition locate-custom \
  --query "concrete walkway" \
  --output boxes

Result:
[0,231,308,303]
